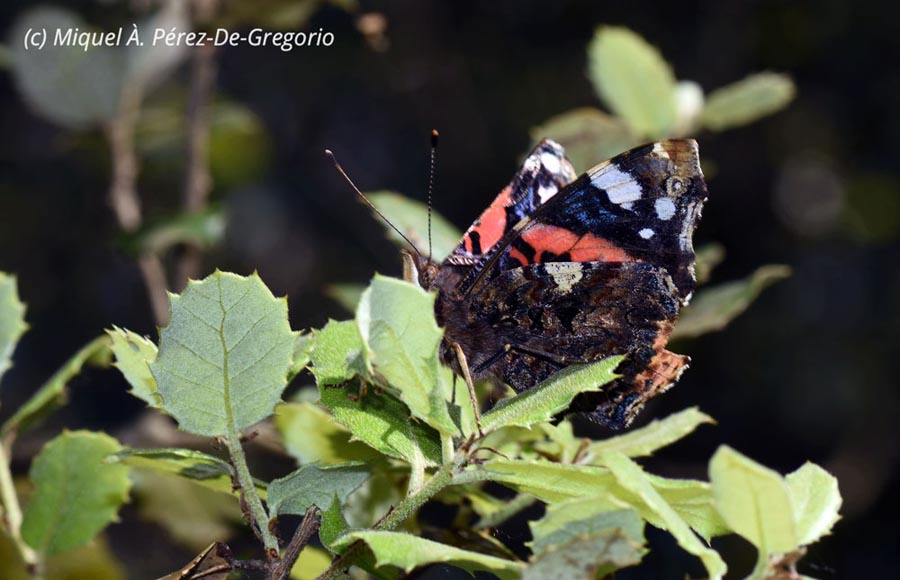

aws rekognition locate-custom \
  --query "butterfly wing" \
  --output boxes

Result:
[445,139,577,264]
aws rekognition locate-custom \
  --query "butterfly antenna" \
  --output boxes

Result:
[427,129,439,261]
[325,149,423,256]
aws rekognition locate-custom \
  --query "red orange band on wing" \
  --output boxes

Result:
[463,186,512,255]
[512,224,636,265]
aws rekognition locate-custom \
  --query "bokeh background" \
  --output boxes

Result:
[1,0,899,578]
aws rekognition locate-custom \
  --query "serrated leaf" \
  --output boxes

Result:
[131,469,242,552]
[530,108,639,173]
[672,265,791,340]
[310,320,367,386]
[290,546,333,580]
[107,326,160,407]
[267,462,371,516]
[603,452,727,580]
[107,447,267,498]
[481,357,622,434]
[332,531,524,580]
[786,463,842,546]
[694,242,726,285]
[586,407,714,459]
[356,276,458,435]
[319,496,349,550]
[709,446,798,555]
[319,381,442,466]
[525,529,644,580]
[530,502,645,556]
[0,272,28,386]
[701,72,796,131]
[324,283,365,313]
[367,191,462,262]
[151,271,297,436]
[587,27,678,137]
[288,333,314,381]
[22,431,131,556]
[1,335,111,437]
[275,401,378,464]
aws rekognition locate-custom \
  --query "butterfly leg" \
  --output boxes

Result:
[450,341,484,438]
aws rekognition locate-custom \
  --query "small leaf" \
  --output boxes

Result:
[481,459,619,503]
[645,474,730,542]
[324,283,365,313]
[288,333,314,381]
[151,271,297,436]
[126,208,225,257]
[587,27,678,137]
[107,447,266,498]
[319,381,442,466]
[318,496,349,550]
[0,272,28,385]
[332,531,524,580]
[1,335,111,437]
[530,502,645,556]
[267,463,371,516]
[586,407,714,459]
[107,326,160,407]
[367,191,463,261]
[603,452,727,580]
[22,431,131,556]
[786,462,842,546]
[275,401,378,464]
[310,320,367,386]
[357,275,458,435]
[672,265,791,339]
[481,357,623,434]
[709,446,798,554]
[694,242,726,285]
[701,72,796,131]
[524,529,644,580]
[290,546,333,580]
[530,108,638,173]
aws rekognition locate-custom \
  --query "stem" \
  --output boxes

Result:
[0,441,41,576]
[225,428,279,559]
[270,507,321,580]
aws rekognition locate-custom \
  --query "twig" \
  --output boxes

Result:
[270,507,321,580]
[0,442,40,577]
[176,41,217,288]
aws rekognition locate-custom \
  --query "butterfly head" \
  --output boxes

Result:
[402,249,440,290]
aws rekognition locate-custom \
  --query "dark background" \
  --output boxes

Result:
[1,0,899,578]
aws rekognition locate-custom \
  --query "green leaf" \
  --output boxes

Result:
[1,335,111,437]
[126,208,225,257]
[709,446,798,555]
[672,265,791,340]
[324,283,365,313]
[644,475,730,542]
[524,528,644,580]
[310,320,367,386]
[319,381,442,466]
[481,459,619,503]
[530,108,639,173]
[530,502,645,556]
[332,531,524,580]
[694,242,726,285]
[482,357,622,434]
[356,275,458,435]
[0,272,28,386]
[288,333,314,381]
[275,401,379,464]
[107,447,267,498]
[786,463,842,546]
[587,27,678,137]
[602,452,727,580]
[701,72,796,132]
[106,326,160,407]
[267,462,371,516]
[319,496,350,550]
[586,407,714,459]
[344,462,405,530]
[22,431,131,556]
[131,469,242,552]
[150,271,297,436]
[367,191,463,261]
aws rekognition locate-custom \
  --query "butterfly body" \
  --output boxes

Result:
[408,139,707,429]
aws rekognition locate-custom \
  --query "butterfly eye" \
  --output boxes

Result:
[666,176,689,196]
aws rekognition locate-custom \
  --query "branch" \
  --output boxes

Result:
[224,428,280,560]
[270,507,321,580]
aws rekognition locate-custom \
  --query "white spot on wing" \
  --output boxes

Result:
[639,228,655,239]
[540,152,561,174]
[537,184,556,203]
[590,164,643,208]
[652,142,671,159]
[545,263,584,294]
[655,198,676,220]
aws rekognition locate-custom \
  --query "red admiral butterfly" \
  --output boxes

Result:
[404,139,708,429]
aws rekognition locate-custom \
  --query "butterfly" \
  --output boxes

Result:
[404,139,708,429]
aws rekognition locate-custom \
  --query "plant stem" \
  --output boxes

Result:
[270,507,321,580]
[225,428,279,559]
[0,440,41,576]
